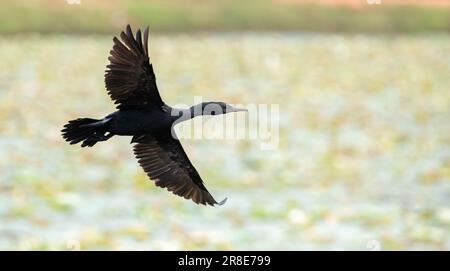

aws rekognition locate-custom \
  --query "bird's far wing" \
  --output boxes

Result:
[132,131,227,206]
[105,25,164,109]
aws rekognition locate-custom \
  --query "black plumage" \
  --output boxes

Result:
[61,25,246,206]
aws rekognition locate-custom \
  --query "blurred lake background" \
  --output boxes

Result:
[0,0,449,250]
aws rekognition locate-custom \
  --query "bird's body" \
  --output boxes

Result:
[107,107,173,136]
[62,25,246,206]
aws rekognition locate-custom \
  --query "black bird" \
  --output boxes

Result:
[62,25,247,206]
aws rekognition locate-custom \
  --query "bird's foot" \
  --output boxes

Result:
[91,131,113,141]
[81,132,114,147]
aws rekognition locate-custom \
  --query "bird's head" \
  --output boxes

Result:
[200,101,248,116]
[173,101,248,122]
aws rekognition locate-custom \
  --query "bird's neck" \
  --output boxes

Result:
[171,103,204,123]
[188,103,206,118]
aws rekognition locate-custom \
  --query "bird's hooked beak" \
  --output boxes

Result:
[226,105,248,113]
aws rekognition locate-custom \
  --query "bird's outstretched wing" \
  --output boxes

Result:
[105,25,164,109]
[132,131,226,206]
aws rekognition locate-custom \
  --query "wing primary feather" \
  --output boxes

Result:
[120,31,138,55]
[143,27,149,56]
[126,25,141,54]
[135,29,144,53]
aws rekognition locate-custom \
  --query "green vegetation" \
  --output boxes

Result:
[0,0,449,34]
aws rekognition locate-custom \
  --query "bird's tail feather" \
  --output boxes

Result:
[61,118,106,147]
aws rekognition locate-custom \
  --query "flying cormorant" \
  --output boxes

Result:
[62,25,247,206]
